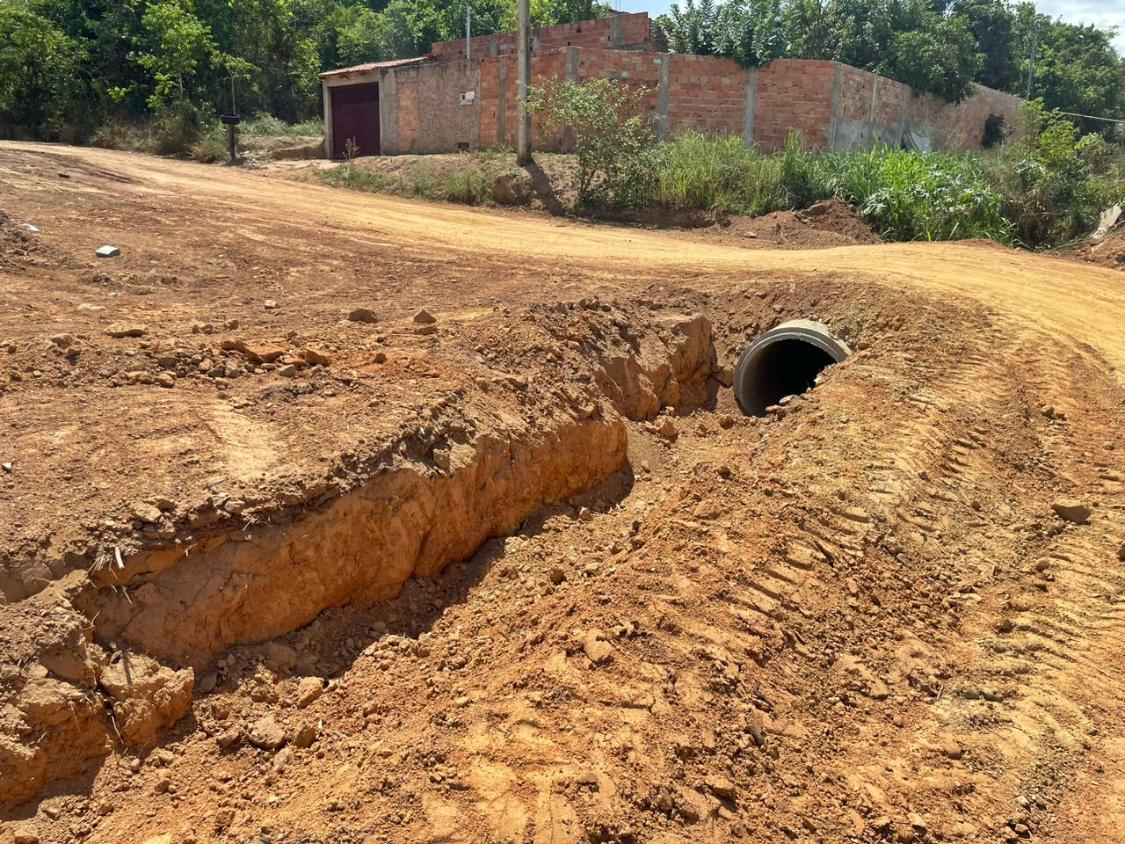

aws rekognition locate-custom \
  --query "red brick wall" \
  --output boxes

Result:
[389,46,1022,155]
[666,54,747,136]
[432,12,651,61]
[752,59,837,151]
[478,51,569,148]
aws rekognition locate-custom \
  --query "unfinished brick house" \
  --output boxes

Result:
[319,12,1022,159]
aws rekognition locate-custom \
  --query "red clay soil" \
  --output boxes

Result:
[1069,226,1125,271]
[718,199,883,249]
[1,143,1124,844]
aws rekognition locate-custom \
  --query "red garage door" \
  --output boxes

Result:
[330,83,380,159]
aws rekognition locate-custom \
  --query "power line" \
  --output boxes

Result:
[1056,111,1125,126]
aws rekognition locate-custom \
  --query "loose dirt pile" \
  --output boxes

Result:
[720,200,882,249]
[1,143,1124,844]
[1069,227,1125,271]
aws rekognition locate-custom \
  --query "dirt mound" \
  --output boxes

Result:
[721,199,882,248]
[1069,227,1125,271]
[0,211,66,273]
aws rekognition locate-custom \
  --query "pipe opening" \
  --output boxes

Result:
[734,320,851,417]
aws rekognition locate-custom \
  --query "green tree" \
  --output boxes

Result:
[951,0,1017,91]
[134,1,219,109]
[886,13,981,101]
[0,5,83,133]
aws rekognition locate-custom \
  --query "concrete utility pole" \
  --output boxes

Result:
[1025,19,1039,100]
[516,0,532,164]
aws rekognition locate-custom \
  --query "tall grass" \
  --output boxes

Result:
[648,133,1013,242]
[818,146,1012,242]
[654,133,785,215]
[240,114,324,137]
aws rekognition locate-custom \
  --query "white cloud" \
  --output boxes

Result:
[1035,0,1125,54]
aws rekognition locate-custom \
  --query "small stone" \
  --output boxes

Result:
[300,347,332,366]
[940,736,963,759]
[413,309,437,325]
[13,830,40,844]
[431,447,451,471]
[413,324,438,336]
[348,307,379,324]
[105,323,147,338]
[22,223,39,233]
[581,629,613,665]
[1118,543,1125,563]
[272,747,293,772]
[718,414,736,429]
[153,776,172,794]
[220,339,286,363]
[215,727,242,750]
[295,677,325,708]
[706,776,735,800]
[190,321,215,335]
[1052,500,1092,525]
[49,333,74,348]
[277,364,298,378]
[714,366,734,387]
[548,567,567,585]
[657,417,678,440]
[131,502,164,524]
[156,372,175,388]
[224,318,240,330]
[292,722,318,749]
[248,715,287,750]
[264,299,279,310]
[1,462,11,473]
[95,245,120,258]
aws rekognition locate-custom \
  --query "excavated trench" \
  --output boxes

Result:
[1,293,867,809]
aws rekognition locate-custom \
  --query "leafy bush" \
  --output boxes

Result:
[91,102,213,157]
[819,146,1011,242]
[979,102,1125,246]
[528,78,657,209]
[190,128,229,163]
[443,167,491,204]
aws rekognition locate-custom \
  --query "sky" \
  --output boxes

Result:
[612,0,1125,56]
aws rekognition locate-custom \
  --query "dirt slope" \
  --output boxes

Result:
[1,142,1123,844]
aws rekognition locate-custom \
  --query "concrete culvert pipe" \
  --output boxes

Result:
[734,319,851,416]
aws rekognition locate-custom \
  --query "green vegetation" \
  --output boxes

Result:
[321,150,525,206]
[528,78,656,209]
[240,114,325,137]
[2,0,1120,154]
[0,0,611,152]
[655,0,1125,116]
[524,78,1124,247]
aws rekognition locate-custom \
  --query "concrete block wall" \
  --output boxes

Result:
[833,64,1023,151]
[384,59,483,154]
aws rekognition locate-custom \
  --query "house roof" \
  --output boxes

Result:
[319,56,431,79]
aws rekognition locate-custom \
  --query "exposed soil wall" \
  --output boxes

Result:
[0,295,720,810]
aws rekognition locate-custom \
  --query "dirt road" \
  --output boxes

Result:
[1,142,1123,844]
